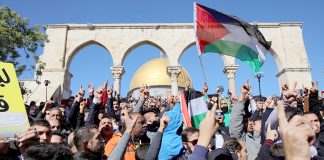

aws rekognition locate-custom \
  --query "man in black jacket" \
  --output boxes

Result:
[212,108,230,149]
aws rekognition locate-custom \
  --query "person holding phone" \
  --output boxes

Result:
[211,108,230,149]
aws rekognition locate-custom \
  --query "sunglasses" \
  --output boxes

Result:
[216,112,224,116]
[186,139,198,145]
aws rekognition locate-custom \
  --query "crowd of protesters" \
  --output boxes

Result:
[0,80,324,160]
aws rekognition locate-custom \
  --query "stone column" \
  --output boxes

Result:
[167,66,182,96]
[222,65,239,97]
[110,66,124,94]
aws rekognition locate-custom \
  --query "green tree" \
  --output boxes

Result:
[0,6,47,76]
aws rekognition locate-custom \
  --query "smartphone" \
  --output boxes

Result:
[217,86,224,93]
[298,89,303,95]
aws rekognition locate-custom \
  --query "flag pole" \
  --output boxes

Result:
[194,2,207,84]
[198,55,207,84]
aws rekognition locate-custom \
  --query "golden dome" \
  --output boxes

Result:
[130,58,192,91]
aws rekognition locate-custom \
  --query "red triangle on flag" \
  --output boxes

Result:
[195,4,230,53]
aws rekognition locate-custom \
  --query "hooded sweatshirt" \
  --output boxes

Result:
[158,103,185,160]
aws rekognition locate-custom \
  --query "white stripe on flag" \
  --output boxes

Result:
[188,96,208,117]
[222,24,268,63]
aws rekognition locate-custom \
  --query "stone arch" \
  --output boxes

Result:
[176,41,196,63]
[65,40,113,70]
[268,48,284,72]
[120,40,167,65]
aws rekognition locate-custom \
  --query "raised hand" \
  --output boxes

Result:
[17,127,40,152]
[265,98,275,108]
[227,91,235,104]
[138,85,149,100]
[281,82,298,103]
[302,84,309,97]
[138,85,145,100]
[281,83,289,93]
[197,103,219,147]
[241,80,251,94]
[107,85,113,98]
[42,100,53,113]
[310,81,319,93]
[173,94,180,103]
[143,85,150,99]
[239,80,251,101]
[155,97,162,107]
[158,115,170,132]
[202,83,208,95]
[88,83,94,96]
[282,115,315,160]
[102,80,108,92]
[266,123,278,141]
[75,86,85,102]
[94,86,104,104]
[124,110,138,133]
[80,99,87,113]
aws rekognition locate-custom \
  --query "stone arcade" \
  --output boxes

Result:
[20,23,312,103]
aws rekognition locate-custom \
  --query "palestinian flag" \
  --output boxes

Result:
[180,91,208,129]
[194,3,271,72]
[188,95,209,129]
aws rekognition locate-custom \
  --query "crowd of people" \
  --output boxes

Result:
[0,80,324,160]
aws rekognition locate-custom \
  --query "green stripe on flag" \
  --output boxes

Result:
[191,112,207,129]
[204,40,262,72]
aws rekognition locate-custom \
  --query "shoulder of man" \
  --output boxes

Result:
[104,133,123,156]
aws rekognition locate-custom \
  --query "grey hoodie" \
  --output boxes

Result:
[229,101,261,160]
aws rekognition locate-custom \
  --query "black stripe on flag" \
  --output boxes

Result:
[196,3,271,50]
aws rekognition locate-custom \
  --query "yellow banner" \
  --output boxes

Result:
[0,62,29,137]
